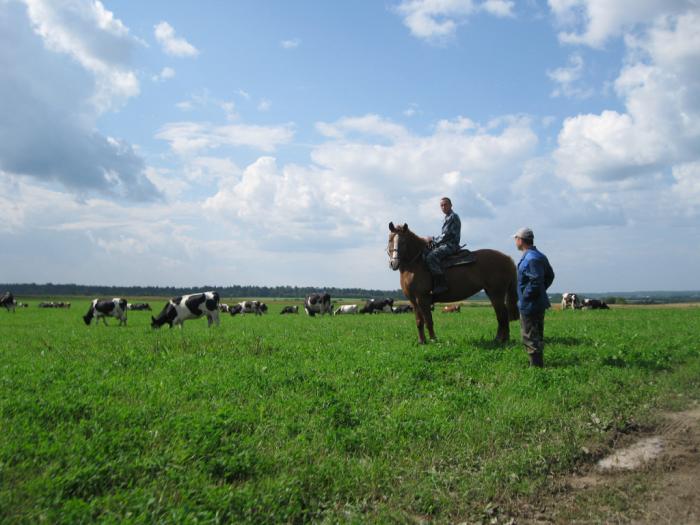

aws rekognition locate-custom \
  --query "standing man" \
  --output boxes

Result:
[425,197,461,295]
[514,227,555,368]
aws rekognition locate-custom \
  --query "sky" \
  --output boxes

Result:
[1,0,699,292]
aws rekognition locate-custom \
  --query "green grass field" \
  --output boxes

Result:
[1,300,699,523]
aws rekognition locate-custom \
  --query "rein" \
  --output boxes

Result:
[395,233,427,270]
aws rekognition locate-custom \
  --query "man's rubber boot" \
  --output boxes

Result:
[529,353,544,368]
[432,274,448,295]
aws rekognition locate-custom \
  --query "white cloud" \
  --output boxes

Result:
[670,161,700,217]
[154,21,199,57]
[547,0,692,47]
[152,66,175,82]
[257,98,271,112]
[236,88,251,100]
[481,0,515,17]
[553,8,700,191]
[0,1,157,200]
[156,121,295,155]
[198,113,538,254]
[396,0,514,42]
[403,103,420,117]
[280,38,300,49]
[22,0,140,112]
[547,53,594,98]
[316,114,410,141]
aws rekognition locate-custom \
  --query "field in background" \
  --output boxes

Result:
[1,301,699,523]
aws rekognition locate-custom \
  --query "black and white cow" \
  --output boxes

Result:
[561,292,582,310]
[360,298,394,314]
[127,302,152,311]
[334,304,358,315]
[582,298,610,310]
[304,293,331,316]
[83,298,128,326]
[392,304,413,314]
[280,305,299,314]
[1,292,16,312]
[230,300,266,316]
[151,291,220,329]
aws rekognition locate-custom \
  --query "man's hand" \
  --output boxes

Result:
[424,236,434,243]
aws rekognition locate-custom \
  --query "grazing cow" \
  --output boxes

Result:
[151,291,220,329]
[280,305,299,314]
[230,300,265,316]
[582,298,610,310]
[40,301,70,308]
[218,303,230,313]
[127,303,152,311]
[442,304,461,313]
[83,298,128,326]
[392,304,414,313]
[360,298,394,314]
[334,304,358,315]
[561,292,582,310]
[304,293,331,316]
[1,292,16,312]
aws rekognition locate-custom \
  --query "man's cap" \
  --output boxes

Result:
[513,227,534,241]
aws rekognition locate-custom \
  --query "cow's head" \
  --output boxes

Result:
[151,303,176,329]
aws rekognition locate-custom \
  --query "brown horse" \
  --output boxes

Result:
[387,222,519,344]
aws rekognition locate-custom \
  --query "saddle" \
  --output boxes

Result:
[441,249,476,269]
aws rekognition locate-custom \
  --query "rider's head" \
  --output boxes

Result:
[440,197,452,215]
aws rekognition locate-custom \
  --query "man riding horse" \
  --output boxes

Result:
[424,197,461,295]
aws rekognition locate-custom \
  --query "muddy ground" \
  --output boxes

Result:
[501,401,700,524]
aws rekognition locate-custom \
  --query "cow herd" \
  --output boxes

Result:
[2,288,611,329]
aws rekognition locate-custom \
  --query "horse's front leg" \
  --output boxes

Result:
[412,301,426,344]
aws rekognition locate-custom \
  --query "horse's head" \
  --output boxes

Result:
[387,222,415,271]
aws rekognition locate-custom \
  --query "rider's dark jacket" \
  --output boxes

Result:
[433,211,461,250]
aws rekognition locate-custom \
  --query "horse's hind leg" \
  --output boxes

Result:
[486,290,510,344]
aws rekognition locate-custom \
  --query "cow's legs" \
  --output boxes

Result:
[102,316,108,326]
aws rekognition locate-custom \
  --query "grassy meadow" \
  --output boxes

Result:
[1,299,699,523]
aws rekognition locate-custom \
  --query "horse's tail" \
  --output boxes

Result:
[506,261,520,322]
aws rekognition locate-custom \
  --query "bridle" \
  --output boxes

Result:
[388,231,424,271]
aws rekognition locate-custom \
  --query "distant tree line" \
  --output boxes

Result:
[0,283,408,300]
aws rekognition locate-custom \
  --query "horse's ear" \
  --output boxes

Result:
[389,222,396,232]
[403,223,408,231]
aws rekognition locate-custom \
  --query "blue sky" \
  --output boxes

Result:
[1,0,699,292]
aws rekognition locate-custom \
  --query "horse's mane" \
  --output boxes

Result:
[397,224,427,249]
